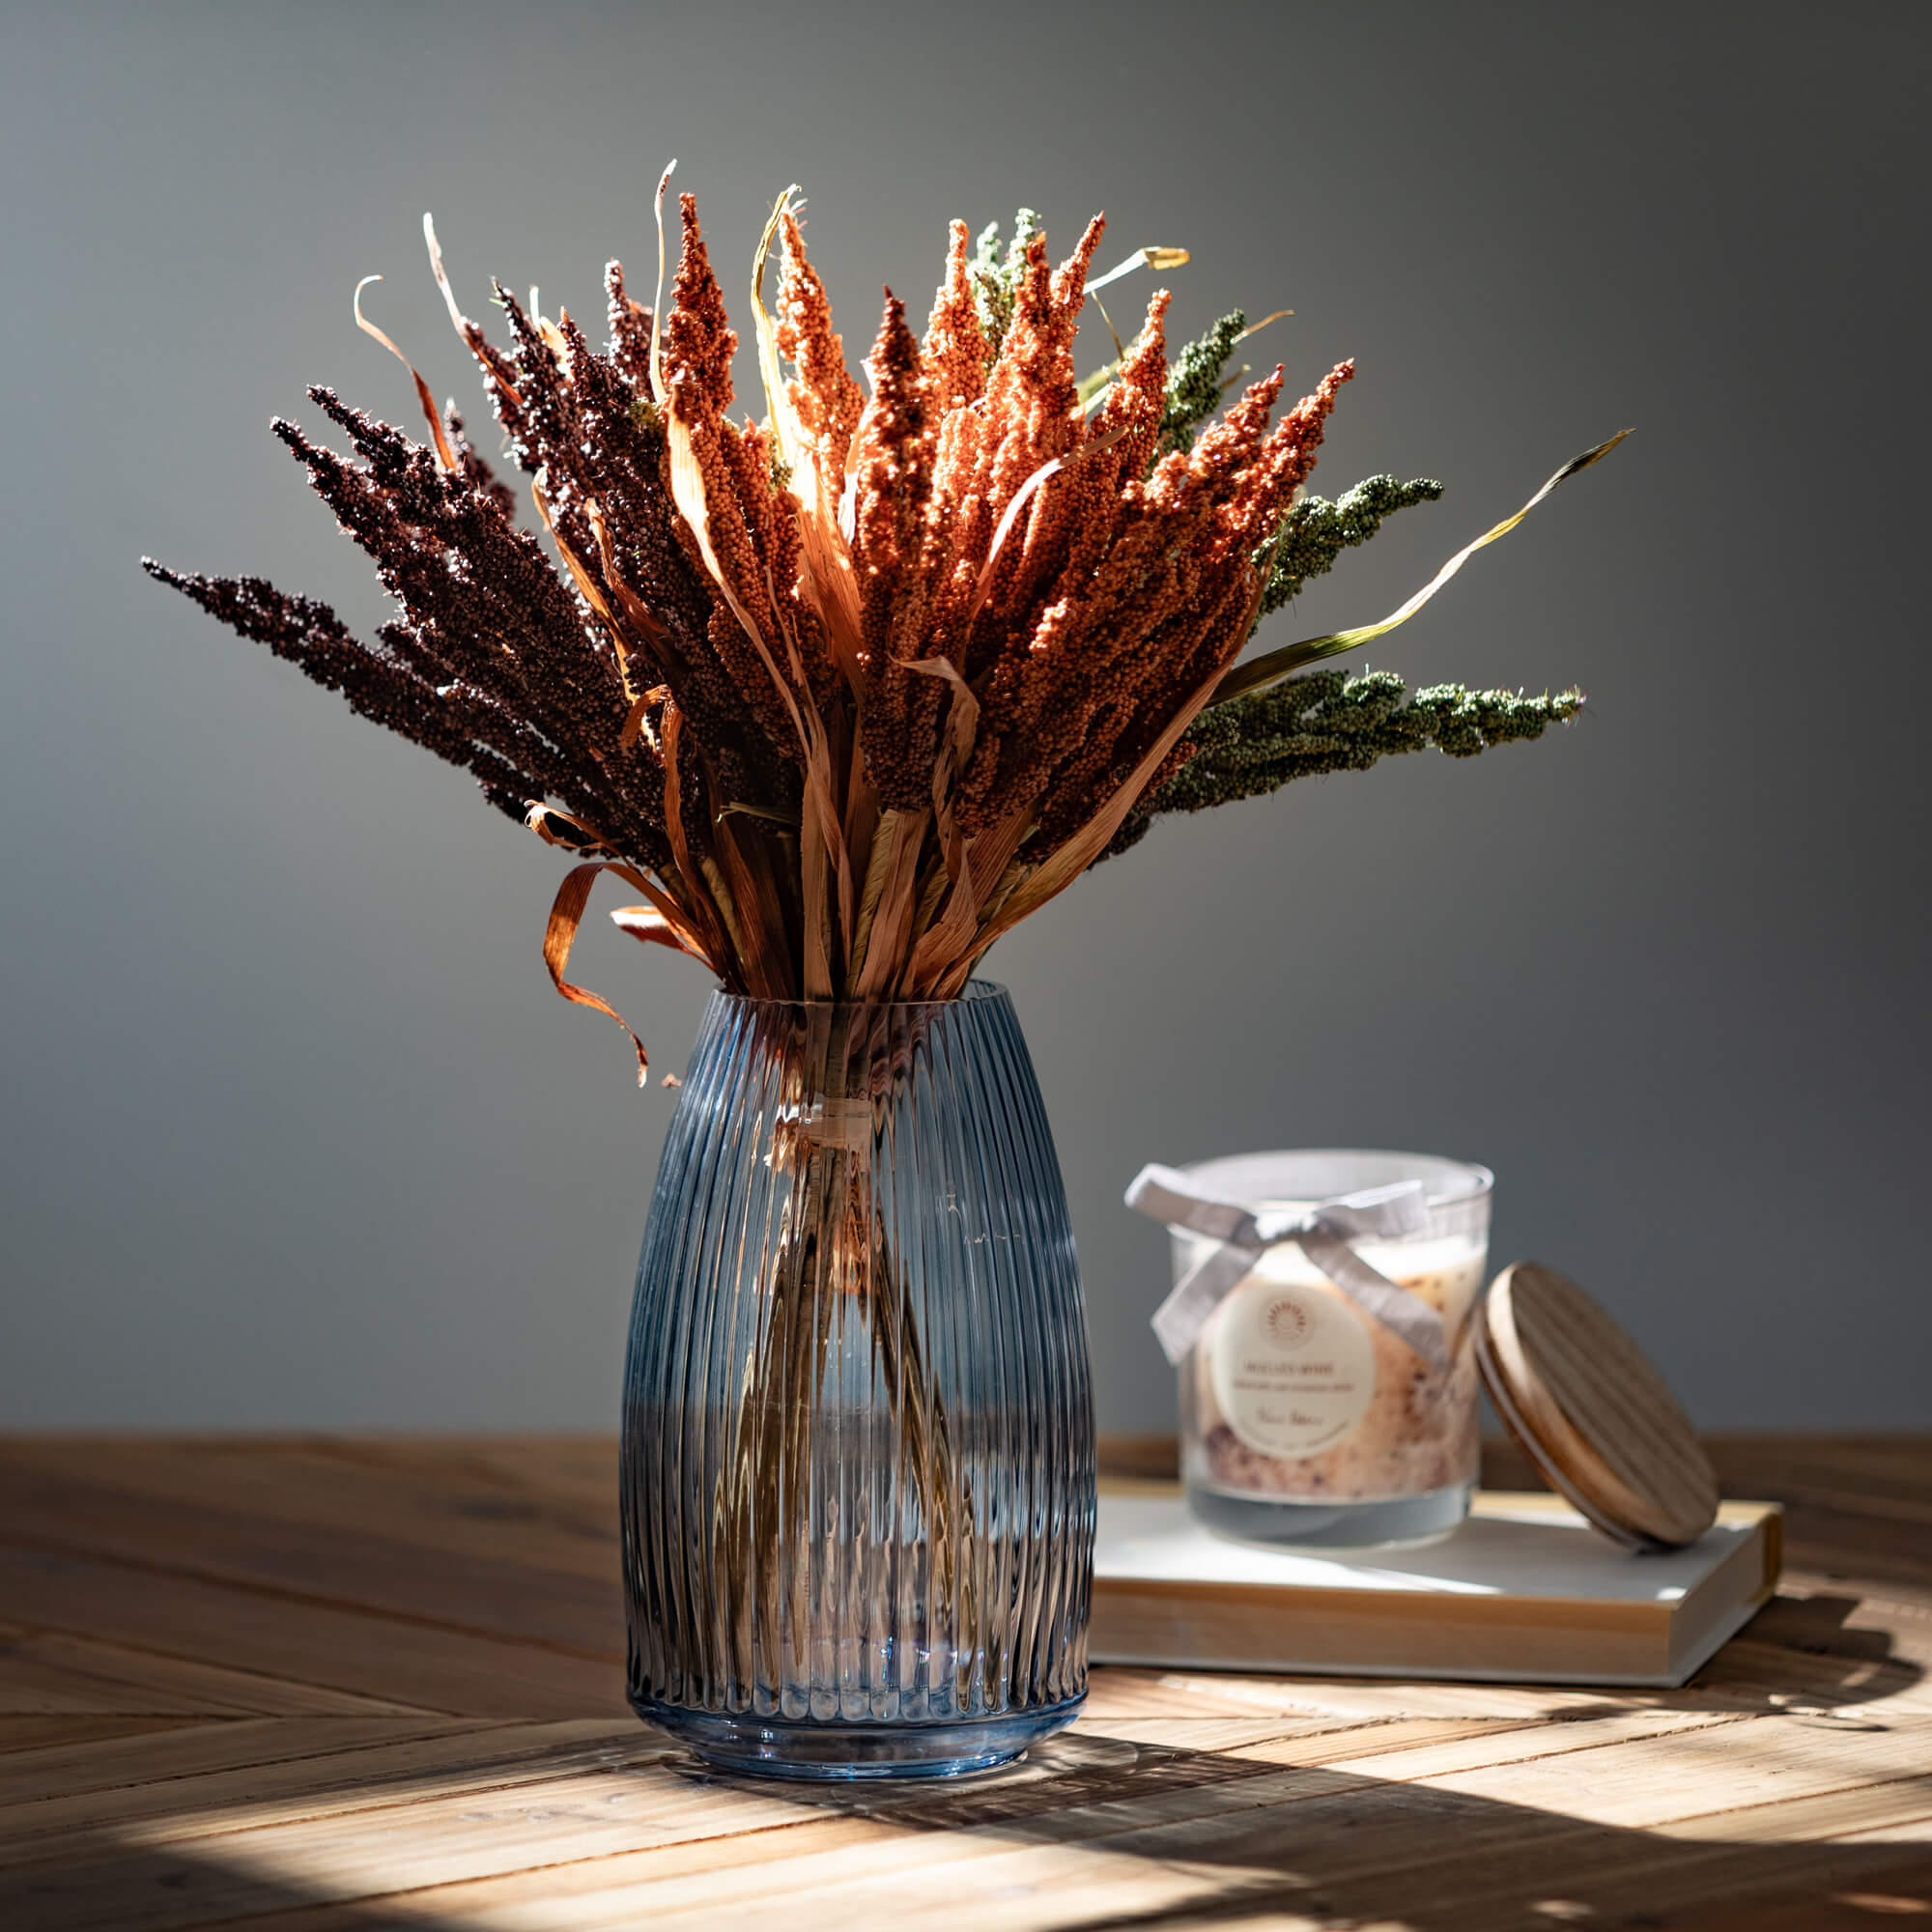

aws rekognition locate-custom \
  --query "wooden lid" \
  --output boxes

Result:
[1477,1262,1720,1549]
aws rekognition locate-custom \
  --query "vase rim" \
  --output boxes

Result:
[703,978,1009,1015]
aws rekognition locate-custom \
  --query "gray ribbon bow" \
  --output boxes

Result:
[1125,1163,1448,1373]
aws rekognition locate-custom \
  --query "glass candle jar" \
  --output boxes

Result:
[1174,1150,1492,1548]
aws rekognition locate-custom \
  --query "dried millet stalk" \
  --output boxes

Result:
[149,181,1616,1055]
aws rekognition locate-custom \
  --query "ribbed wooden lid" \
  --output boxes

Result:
[1477,1262,1720,1549]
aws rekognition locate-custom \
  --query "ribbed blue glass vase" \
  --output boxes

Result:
[619,982,1094,1779]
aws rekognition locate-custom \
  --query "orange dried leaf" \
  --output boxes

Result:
[543,863,651,1084]
[353,275,458,472]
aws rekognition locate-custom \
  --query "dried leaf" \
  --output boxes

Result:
[526,804,614,853]
[902,655,980,772]
[1236,309,1293,345]
[663,412,769,655]
[543,862,652,1084]
[663,394,852,994]
[718,799,802,828]
[618,691,659,752]
[968,423,1130,622]
[750,186,864,676]
[981,566,1277,949]
[852,807,929,1001]
[423,214,464,330]
[353,275,458,471]
[708,792,796,1001]
[1091,291,1126,368]
[649,159,676,407]
[658,698,732,973]
[531,483,633,660]
[611,904,709,963]
[847,804,903,983]
[1086,244,1190,297]
[1211,430,1634,707]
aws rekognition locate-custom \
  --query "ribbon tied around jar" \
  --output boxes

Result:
[1125,1163,1450,1374]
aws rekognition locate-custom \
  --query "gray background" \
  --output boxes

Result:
[3,0,1926,1433]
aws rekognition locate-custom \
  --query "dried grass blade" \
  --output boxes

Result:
[543,862,652,1084]
[981,566,1279,949]
[903,845,978,994]
[618,690,661,752]
[526,804,616,853]
[649,159,676,406]
[719,799,802,828]
[799,774,836,1001]
[853,808,930,1001]
[663,413,774,662]
[896,659,984,991]
[659,698,734,972]
[966,808,1030,904]
[847,804,903,984]
[709,802,796,1000]
[842,725,880,898]
[611,904,710,963]
[1086,244,1190,297]
[750,188,864,677]
[697,850,756,997]
[584,503,670,699]
[608,862,719,971]
[531,484,638,670]
[902,656,980,771]
[423,214,465,331]
[1210,429,1634,707]
[968,424,1130,621]
[750,186,806,453]
[1091,291,1125,367]
[1235,309,1293,345]
[978,669,1218,946]
[664,406,853,979]
[1077,362,1122,412]
[353,276,458,471]
[422,215,523,409]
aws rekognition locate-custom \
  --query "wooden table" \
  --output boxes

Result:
[1,1436,1927,1930]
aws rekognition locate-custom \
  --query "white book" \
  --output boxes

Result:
[1092,1489,1782,1689]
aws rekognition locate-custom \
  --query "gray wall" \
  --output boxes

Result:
[3,1,1926,1432]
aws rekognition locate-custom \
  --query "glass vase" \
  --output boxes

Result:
[619,982,1095,1779]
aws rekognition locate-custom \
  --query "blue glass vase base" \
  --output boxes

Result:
[639,1694,1086,1780]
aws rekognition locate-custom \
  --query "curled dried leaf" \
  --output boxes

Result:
[353,275,458,471]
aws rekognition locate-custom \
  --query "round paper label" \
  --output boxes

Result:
[1208,1277,1378,1457]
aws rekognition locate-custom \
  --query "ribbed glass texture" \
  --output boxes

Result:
[620,982,1095,1778]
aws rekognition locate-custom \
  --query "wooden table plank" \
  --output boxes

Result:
[0,1545,625,1720]
[0,1719,482,1807]
[0,1452,621,1652]
[0,1435,1922,1930]
[0,1438,622,1584]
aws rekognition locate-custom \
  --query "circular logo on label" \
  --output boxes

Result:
[1263,1295,1315,1350]
[1208,1279,1377,1458]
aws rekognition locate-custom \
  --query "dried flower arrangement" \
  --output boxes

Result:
[145,178,1621,1073]
[144,181,1627,1752]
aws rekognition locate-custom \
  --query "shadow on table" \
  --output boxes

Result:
[3,1595,1924,1932]
[704,1721,1930,1932]
[13,1727,1924,1932]
[1635,1587,1926,1721]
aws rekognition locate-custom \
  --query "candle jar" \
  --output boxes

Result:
[1175,1150,1492,1548]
